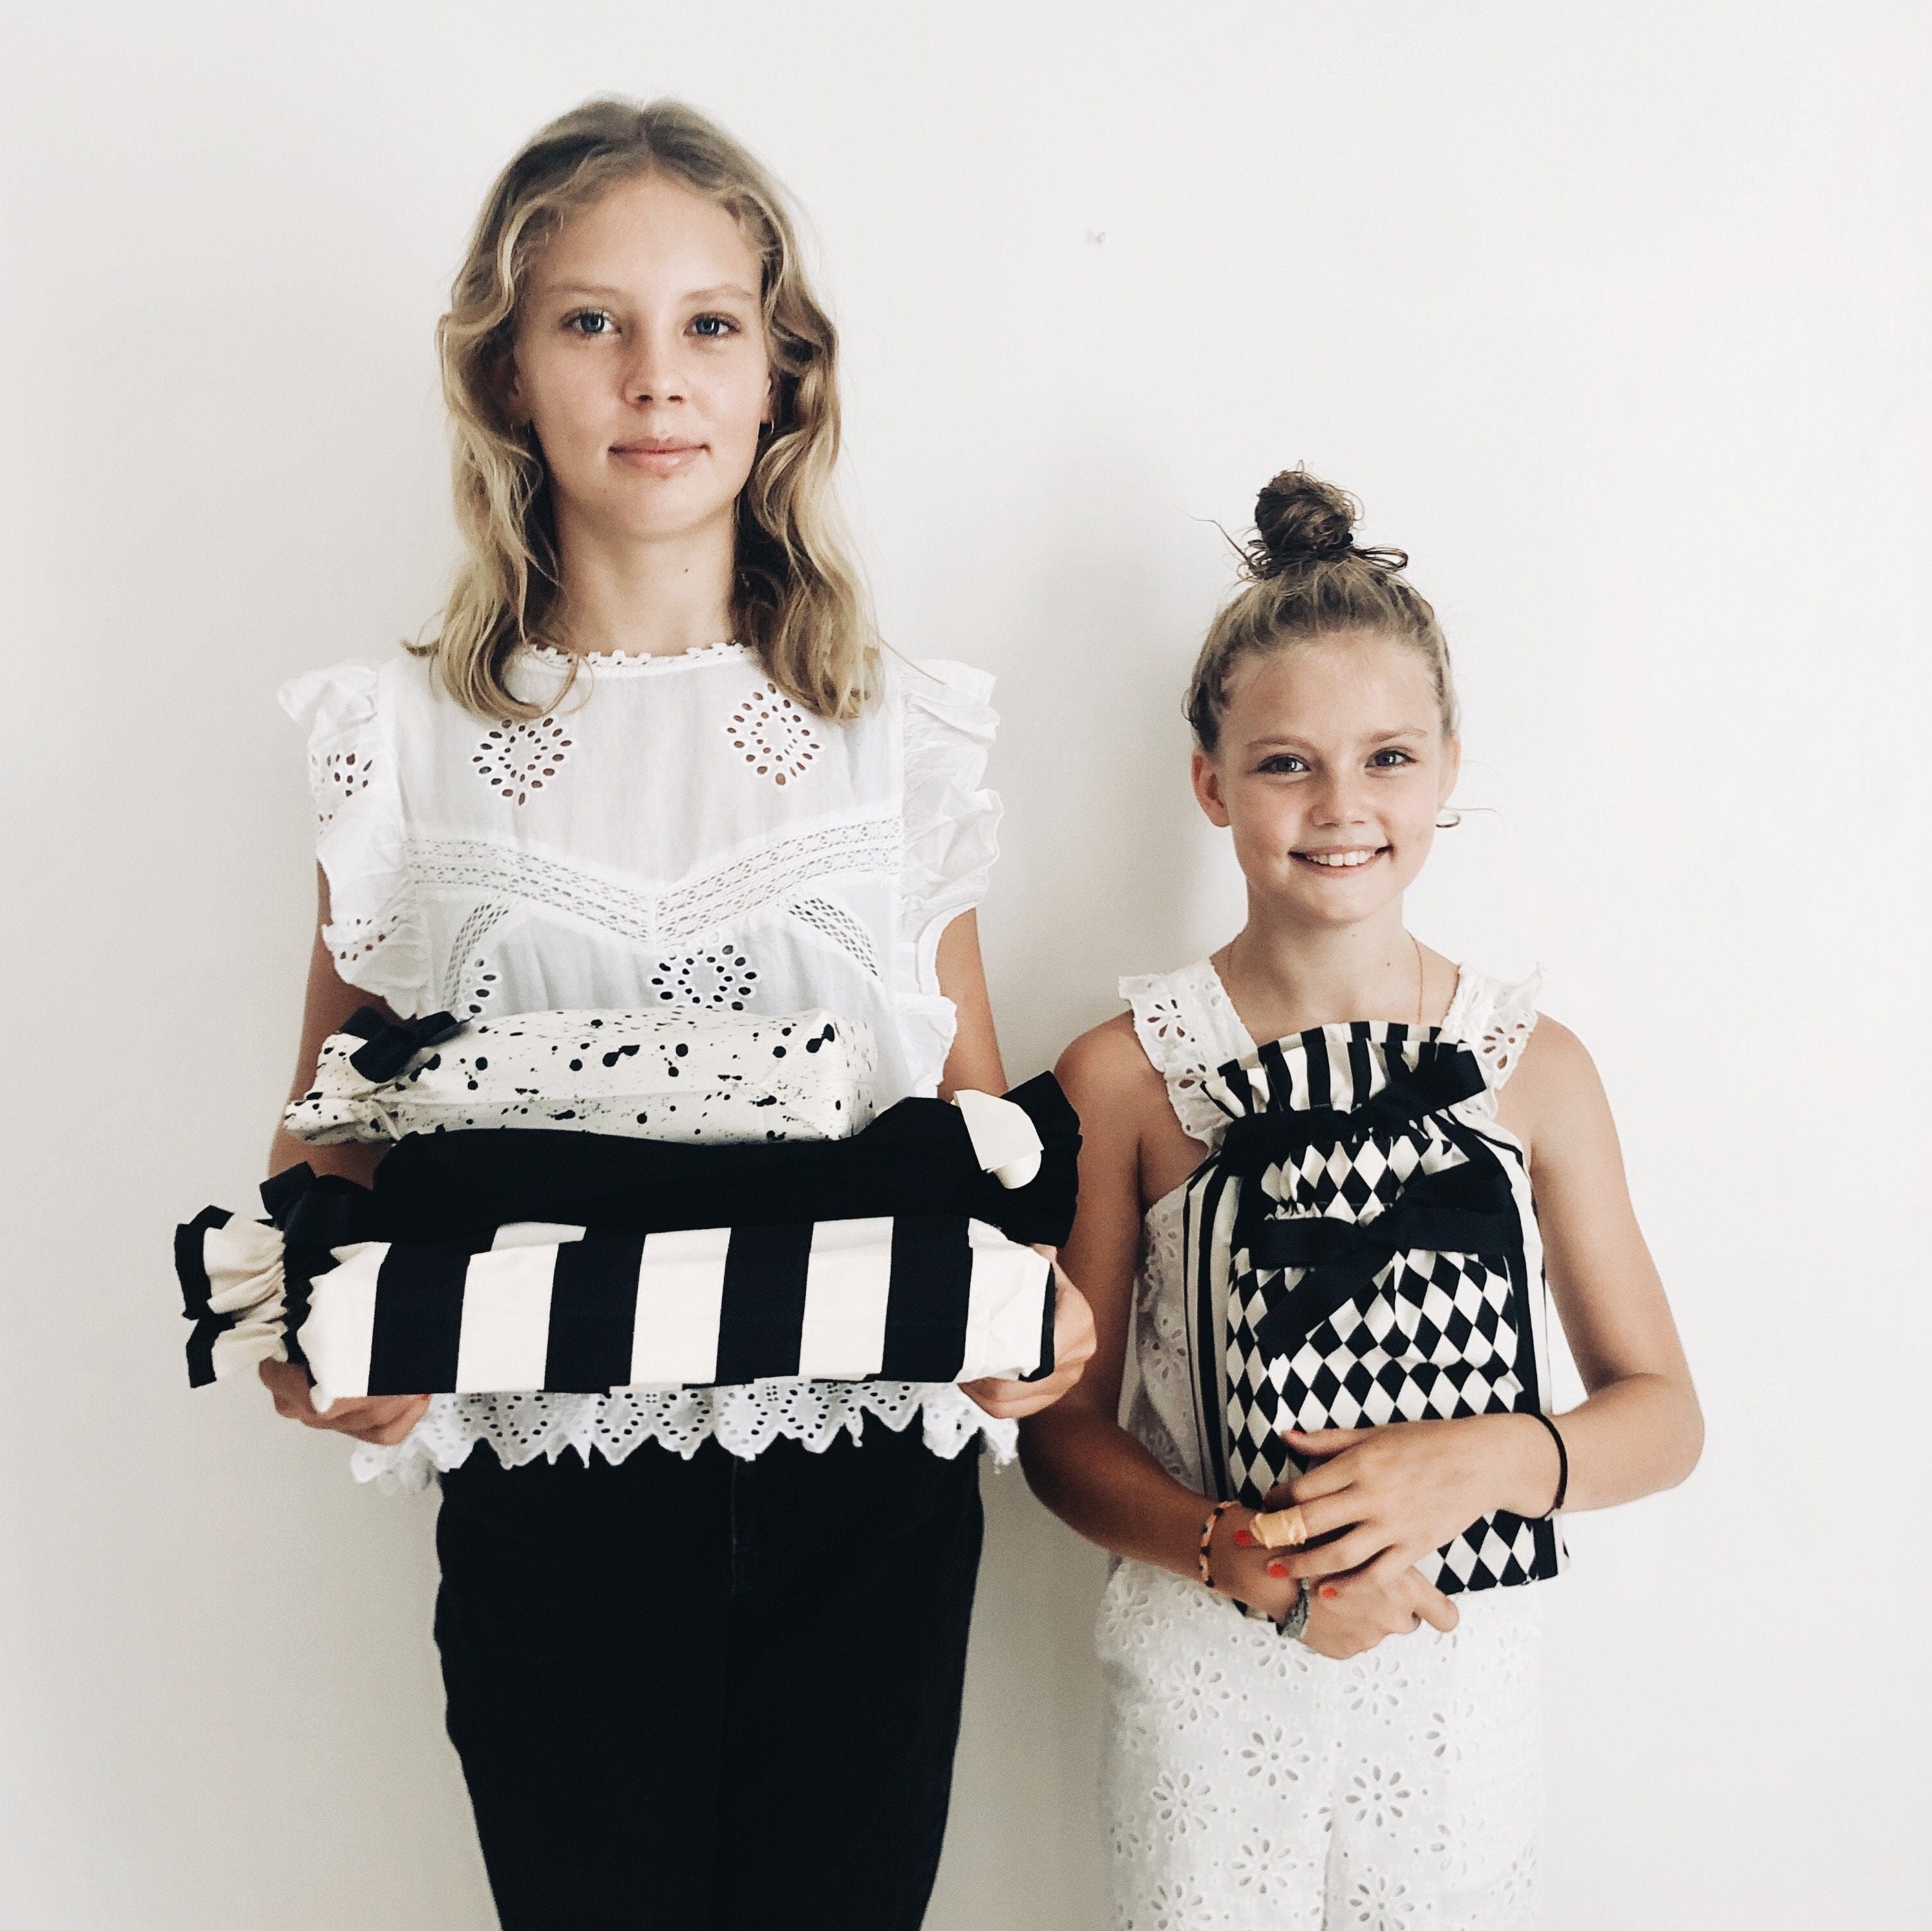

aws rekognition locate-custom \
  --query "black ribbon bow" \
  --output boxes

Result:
[341,1006,466,1082]
[1206,1040,1511,1362]
[1216,1046,1488,1179]
[1245,1159,1518,1359]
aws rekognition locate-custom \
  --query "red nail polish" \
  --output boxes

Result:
[1233,1528,1254,1547]
[1267,1561,1287,1578]
[1320,1585,1338,1599]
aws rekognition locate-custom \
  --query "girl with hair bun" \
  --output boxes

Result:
[257,96,1094,1929]
[1023,469,1701,1926]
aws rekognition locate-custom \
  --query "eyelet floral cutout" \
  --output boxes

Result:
[648,944,759,1010]
[472,715,575,807]
[310,745,374,825]
[725,681,821,786]
[328,913,392,968]
[441,903,511,1018]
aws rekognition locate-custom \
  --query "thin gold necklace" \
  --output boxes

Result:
[1218,931,1428,1029]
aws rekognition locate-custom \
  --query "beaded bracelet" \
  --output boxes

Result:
[1196,1499,1238,1590]
[1524,1409,1569,1516]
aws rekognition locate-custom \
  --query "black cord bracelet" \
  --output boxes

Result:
[1523,1409,1569,1516]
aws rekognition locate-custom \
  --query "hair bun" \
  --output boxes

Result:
[1249,467,1361,577]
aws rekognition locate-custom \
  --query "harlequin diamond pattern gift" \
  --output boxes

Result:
[1181,1022,1569,1595]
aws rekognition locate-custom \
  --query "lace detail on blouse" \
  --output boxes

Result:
[354,1383,1017,1493]
[1441,964,1544,1108]
[1120,960,1256,1149]
[520,639,747,674]
[404,819,905,953]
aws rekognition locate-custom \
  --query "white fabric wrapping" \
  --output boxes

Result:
[199,1218,291,1380]
[953,1088,1044,1188]
[285,1008,875,1145]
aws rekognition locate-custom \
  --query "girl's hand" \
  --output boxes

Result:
[1205,1506,1456,1653]
[963,1263,1098,1420]
[1268,1415,1560,1587]
[1298,1561,1460,1660]
[259,1358,430,1446]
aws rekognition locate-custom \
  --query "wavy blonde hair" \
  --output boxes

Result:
[416,96,877,723]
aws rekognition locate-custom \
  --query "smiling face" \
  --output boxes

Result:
[505,173,772,552]
[1193,629,1461,930]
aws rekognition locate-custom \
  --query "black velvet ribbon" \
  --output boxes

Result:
[364,1070,1081,1251]
[1216,1046,1487,1176]
[341,1006,465,1082]
[1246,1158,1517,1360]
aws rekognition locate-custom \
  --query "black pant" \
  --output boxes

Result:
[433,1425,984,1930]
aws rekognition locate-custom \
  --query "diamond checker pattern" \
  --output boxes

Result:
[1216,1053,1564,1596]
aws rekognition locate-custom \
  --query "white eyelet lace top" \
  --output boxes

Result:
[281,641,1011,1490]
[1116,955,1542,1497]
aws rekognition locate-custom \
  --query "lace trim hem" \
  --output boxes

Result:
[348,1384,1017,1492]
[518,640,749,675]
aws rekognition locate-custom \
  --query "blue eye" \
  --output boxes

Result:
[1257,754,1308,775]
[690,313,738,339]
[566,310,615,337]
[1370,748,1416,768]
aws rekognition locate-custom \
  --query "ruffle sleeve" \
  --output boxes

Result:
[1443,964,1545,1096]
[893,657,1003,1090]
[1120,965,1250,1149]
[279,662,432,1019]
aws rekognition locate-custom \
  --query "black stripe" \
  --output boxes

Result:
[366,1246,467,1395]
[879,1215,974,1380]
[545,1234,644,1392]
[1346,1029,1375,1113]
[1301,1029,1332,1109]
[178,1210,237,1389]
[1256,1039,1295,1113]
[1019,1255,1057,1380]
[1189,1164,1235,1500]
[175,1207,232,1318]
[711,1222,815,1385]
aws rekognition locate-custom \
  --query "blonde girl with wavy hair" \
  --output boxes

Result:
[259,97,1092,1930]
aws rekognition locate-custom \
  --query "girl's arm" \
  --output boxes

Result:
[1021,1018,1458,1653]
[1275,1016,1704,1586]
[936,912,1097,1419]
[257,867,430,1446]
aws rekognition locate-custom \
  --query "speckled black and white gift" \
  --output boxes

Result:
[284,1007,876,1145]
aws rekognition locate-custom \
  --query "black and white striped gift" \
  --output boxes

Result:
[298,1215,1052,1406]
[177,1068,1079,1401]
[1182,1023,1568,1596]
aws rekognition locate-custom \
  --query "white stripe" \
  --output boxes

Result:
[623,1227,731,1389]
[301,1243,387,1410]
[491,1221,587,1249]
[959,1220,1054,1380]
[454,1246,559,1393]
[796,1216,895,1379]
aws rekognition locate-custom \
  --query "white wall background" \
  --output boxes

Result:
[2,3,1926,1925]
